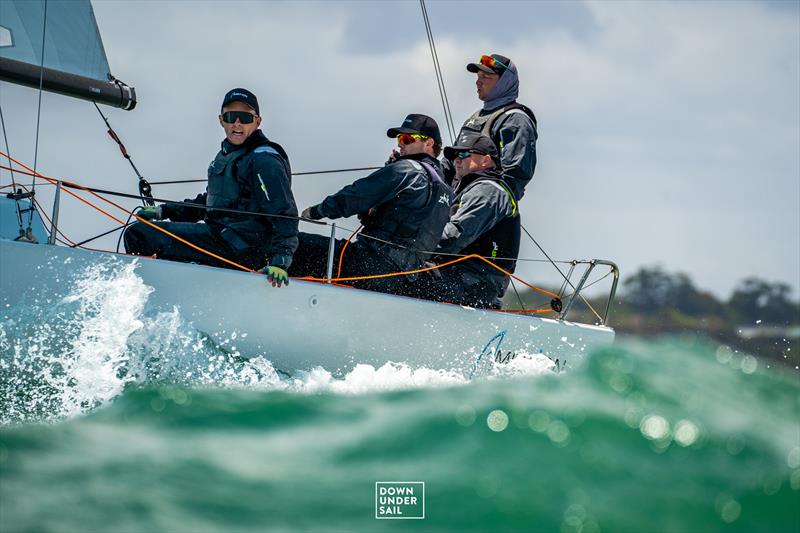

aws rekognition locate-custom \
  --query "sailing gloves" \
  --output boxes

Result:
[137,205,162,220]
[263,265,289,287]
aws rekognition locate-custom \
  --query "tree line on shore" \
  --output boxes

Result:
[505,265,799,366]
[621,266,799,327]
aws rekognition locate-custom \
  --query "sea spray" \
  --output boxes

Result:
[1,260,559,425]
[0,260,151,422]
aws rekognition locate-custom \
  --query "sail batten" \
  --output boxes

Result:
[0,0,136,110]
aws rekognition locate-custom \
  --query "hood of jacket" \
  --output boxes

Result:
[482,60,519,110]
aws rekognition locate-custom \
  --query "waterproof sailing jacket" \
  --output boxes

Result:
[444,103,537,201]
[310,153,453,271]
[438,167,521,298]
[160,129,298,269]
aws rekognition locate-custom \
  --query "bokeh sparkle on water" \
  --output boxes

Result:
[1,262,798,532]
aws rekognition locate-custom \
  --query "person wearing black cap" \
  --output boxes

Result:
[443,53,537,203]
[405,132,520,309]
[289,113,453,294]
[124,88,298,286]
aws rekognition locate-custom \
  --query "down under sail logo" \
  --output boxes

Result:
[375,481,425,519]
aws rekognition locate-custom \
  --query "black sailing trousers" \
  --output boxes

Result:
[123,221,267,271]
[288,232,405,294]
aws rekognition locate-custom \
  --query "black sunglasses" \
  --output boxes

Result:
[221,111,256,124]
[455,150,477,159]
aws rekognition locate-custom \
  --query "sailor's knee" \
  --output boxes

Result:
[123,221,154,254]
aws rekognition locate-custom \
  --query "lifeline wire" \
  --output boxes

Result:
[420,0,456,144]
[521,223,578,295]
[520,223,605,320]
[29,0,48,228]
[509,278,527,312]
[0,163,579,266]
[147,166,383,185]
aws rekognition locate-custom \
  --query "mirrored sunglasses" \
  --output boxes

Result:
[397,133,430,145]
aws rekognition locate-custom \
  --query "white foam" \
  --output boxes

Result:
[1,260,559,423]
[0,260,151,422]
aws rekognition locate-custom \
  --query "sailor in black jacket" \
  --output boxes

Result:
[408,133,520,309]
[124,88,298,286]
[291,114,453,294]
[443,54,537,202]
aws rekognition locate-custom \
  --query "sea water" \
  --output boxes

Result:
[0,264,798,532]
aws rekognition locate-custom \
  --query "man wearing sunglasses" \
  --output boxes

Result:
[290,114,453,294]
[444,54,537,203]
[406,133,519,309]
[124,88,298,287]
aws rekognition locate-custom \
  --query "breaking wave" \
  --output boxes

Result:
[0,260,555,424]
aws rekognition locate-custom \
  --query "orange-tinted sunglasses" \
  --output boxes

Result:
[479,55,510,72]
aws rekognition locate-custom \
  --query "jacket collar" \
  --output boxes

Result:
[221,128,269,155]
[455,167,503,194]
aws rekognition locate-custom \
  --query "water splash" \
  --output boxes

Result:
[0,261,151,422]
[0,259,559,425]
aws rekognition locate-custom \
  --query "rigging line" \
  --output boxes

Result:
[425,2,456,142]
[425,0,457,142]
[115,210,137,253]
[557,268,615,324]
[0,163,319,224]
[0,104,23,230]
[71,221,134,249]
[421,0,455,143]
[561,289,603,324]
[509,278,527,312]
[558,261,576,298]
[560,269,615,305]
[147,166,384,185]
[520,223,580,295]
[93,101,153,206]
[419,0,456,144]
[294,166,381,177]
[29,0,48,228]
[29,188,80,247]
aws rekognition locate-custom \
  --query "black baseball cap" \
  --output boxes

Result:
[443,133,499,163]
[386,114,441,144]
[221,88,259,115]
[467,54,512,76]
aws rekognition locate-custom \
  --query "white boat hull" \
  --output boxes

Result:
[0,237,614,374]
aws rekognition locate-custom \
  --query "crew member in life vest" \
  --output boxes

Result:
[123,88,298,287]
[408,133,520,309]
[443,54,537,202]
[290,114,453,295]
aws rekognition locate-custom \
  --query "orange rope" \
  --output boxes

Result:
[336,223,362,279]
[297,253,559,300]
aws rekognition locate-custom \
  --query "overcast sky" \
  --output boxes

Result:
[1,0,798,300]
